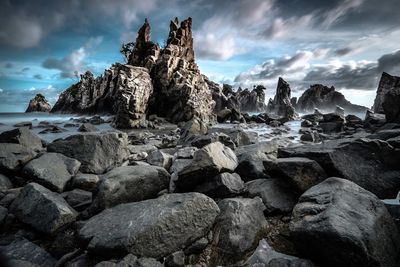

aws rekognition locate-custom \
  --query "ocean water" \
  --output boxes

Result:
[0,112,113,142]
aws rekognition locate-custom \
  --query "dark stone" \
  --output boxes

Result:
[194,172,244,198]
[0,127,43,151]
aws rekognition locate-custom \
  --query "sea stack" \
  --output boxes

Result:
[25,94,51,112]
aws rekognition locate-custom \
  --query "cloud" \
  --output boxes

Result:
[42,36,103,78]
[195,32,243,61]
[33,74,43,80]
[334,47,353,56]
[321,0,364,28]
[0,88,3,93]
[4,63,14,69]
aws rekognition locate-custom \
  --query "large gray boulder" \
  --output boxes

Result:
[10,183,77,234]
[290,177,400,267]
[210,197,267,266]
[264,157,327,193]
[194,172,244,198]
[236,150,270,182]
[0,127,43,151]
[0,238,56,266]
[278,138,400,198]
[176,142,238,191]
[0,174,13,190]
[89,165,170,213]
[0,143,37,174]
[79,193,219,258]
[373,72,400,114]
[246,179,298,214]
[47,132,129,174]
[22,153,81,192]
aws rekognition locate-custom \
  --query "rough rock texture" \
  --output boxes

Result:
[278,138,400,198]
[22,153,81,192]
[0,238,56,266]
[89,165,170,213]
[47,132,129,174]
[373,72,400,113]
[176,142,238,191]
[0,143,37,174]
[25,93,51,112]
[0,174,13,190]
[79,193,219,258]
[10,183,77,234]
[0,127,43,151]
[194,172,244,198]
[78,123,98,132]
[210,197,268,266]
[382,86,400,123]
[297,84,367,113]
[290,177,400,267]
[244,239,317,267]
[267,78,296,121]
[246,179,298,214]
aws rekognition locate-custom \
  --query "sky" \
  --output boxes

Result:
[0,0,400,112]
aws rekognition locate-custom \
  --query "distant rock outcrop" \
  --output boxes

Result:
[25,94,51,112]
[267,77,297,121]
[51,17,215,127]
[296,84,368,114]
[373,72,400,114]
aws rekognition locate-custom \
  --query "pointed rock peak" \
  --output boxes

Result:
[137,18,151,43]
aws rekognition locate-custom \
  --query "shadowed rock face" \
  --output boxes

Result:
[267,77,297,121]
[296,84,367,114]
[25,93,51,112]
[373,72,400,114]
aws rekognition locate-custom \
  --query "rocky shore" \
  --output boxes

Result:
[1,17,400,267]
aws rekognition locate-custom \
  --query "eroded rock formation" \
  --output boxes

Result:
[267,77,297,121]
[25,94,51,112]
[373,72,400,114]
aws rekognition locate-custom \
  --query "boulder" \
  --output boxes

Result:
[290,177,400,267]
[264,157,327,193]
[70,173,99,191]
[78,123,98,132]
[235,150,271,181]
[208,127,258,147]
[364,110,386,129]
[278,138,400,198]
[194,172,245,198]
[47,132,129,174]
[0,238,56,266]
[147,150,173,170]
[10,183,77,235]
[62,189,92,211]
[165,250,185,267]
[246,179,298,214]
[25,93,51,112]
[373,72,400,113]
[0,127,43,151]
[382,86,400,123]
[244,239,317,267]
[0,143,37,174]
[210,197,267,266]
[0,206,8,225]
[367,129,400,140]
[0,174,13,190]
[89,165,170,213]
[176,142,238,191]
[22,153,81,192]
[79,193,219,258]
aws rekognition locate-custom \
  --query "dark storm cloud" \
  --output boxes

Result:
[33,74,43,80]
[334,47,353,56]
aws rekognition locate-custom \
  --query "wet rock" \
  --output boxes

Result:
[38,125,66,134]
[373,72,400,113]
[246,179,298,214]
[13,121,32,128]
[0,143,37,174]
[367,128,400,140]
[264,157,327,193]
[210,197,267,266]
[47,132,129,174]
[79,193,219,258]
[25,93,51,112]
[147,150,173,170]
[176,142,238,191]
[345,114,363,127]
[10,183,77,234]
[194,172,244,198]
[0,127,43,151]
[290,177,400,267]
[89,165,170,213]
[0,238,56,266]
[300,130,321,143]
[22,153,81,192]
[78,123,98,132]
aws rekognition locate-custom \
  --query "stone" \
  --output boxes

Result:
[0,206,8,225]
[190,132,236,150]
[25,93,51,112]
[0,127,43,151]
[47,132,129,174]
[367,129,400,140]
[174,146,197,159]
[71,173,99,191]
[176,142,238,191]
[78,123,98,132]
[22,153,81,192]
[0,174,13,190]
[88,165,170,213]
[290,177,400,267]
[194,172,244,198]
[38,125,66,134]
[165,251,185,267]
[13,121,32,128]
[135,257,164,267]
[210,197,268,266]
[246,179,298,214]
[0,238,56,266]
[364,110,386,129]
[147,150,173,170]
[267,77,297,121]
[244,239,317,267]
[0,143,37,174]
[235,150,270,181]
[208,127,257,147]
[78,193,219,258]
[382,86,400,123]
[373,72,400,113]
[300,130,321,143]
[10,183,77,234]
[264,157,327,193]
[62,189,92,211]
[297,84,367,114]
[278,138,400,198]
